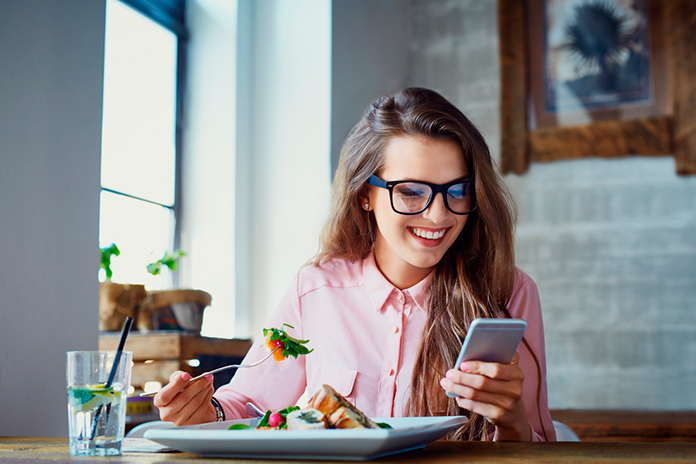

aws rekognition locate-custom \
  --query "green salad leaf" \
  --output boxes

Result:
[228,423,251,430]
[262,323,313,360]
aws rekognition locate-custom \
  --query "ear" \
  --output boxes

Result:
[358,186,372,211]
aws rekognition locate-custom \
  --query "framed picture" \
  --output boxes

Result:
[498,0,696,175]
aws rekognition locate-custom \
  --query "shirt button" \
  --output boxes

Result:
[392,326,399,334]
[388,369,395,376]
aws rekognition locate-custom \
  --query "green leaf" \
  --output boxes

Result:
[257,410,271,428]
[100,243,120,281]
[228,423,251,430]
[261,323,313,360]
[146,249,186,276]
[376,422,393,429]
[146,262,161,276]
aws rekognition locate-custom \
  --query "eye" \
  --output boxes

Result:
[394,183,429,199]
[447,182,468,200]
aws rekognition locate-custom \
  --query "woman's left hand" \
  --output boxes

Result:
[440,352,532,441]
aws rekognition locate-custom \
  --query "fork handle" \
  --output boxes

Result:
[138,348,279,398]
[138,365,239,398]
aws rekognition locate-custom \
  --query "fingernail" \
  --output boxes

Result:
[446,370,453,379]
[206,374,214,381]
[181,372,191,381]
[460,362,470,372]
[440,378,447,387]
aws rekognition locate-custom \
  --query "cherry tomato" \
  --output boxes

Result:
[273,348,286,362]
[268,412,283,428]
[270,339,285,350]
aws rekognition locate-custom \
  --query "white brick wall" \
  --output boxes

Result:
[508,157,696,409]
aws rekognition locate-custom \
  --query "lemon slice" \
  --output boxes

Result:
[68,385,121,413]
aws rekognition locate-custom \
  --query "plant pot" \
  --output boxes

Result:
[99,282,147,331]
[138,289,212,333]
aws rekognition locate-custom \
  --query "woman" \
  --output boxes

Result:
[154,87,555,441]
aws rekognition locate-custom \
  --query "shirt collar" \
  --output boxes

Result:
[362,250,431,313]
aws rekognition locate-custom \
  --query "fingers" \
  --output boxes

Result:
[440,372,521,404]
[169,380,215,425]
[440,352,530,439]
[442,376,520,409]
[459,353,523,382]
[154,371,191,407]
[154,371,216,426]
[439,355,524,417]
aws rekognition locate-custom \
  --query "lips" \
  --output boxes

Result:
[408,227,449,248]
[409,227,447,240]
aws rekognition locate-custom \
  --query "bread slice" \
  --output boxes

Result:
[330,405,379,429]
[307,384,343,416]
[286,408,328,430]
[307,384,379,429]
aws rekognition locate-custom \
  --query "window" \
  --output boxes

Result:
[99,0,185,289]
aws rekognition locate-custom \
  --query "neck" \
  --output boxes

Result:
[373,250,432,290]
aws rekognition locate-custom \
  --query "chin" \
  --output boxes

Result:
[406,251,447,270]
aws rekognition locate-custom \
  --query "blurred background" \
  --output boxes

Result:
[1,0,694,437]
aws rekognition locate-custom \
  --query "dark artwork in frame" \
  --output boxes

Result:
[499,0,696,175]
[542,0,651,115]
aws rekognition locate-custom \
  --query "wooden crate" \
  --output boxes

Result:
[99,331,253,389]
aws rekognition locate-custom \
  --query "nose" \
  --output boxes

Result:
[422,192,450,223]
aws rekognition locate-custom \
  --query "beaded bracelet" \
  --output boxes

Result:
[210,396,225,422]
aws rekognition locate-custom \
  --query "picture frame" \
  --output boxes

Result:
[498,0,696,175]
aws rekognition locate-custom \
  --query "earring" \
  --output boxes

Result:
[363,203,369,210]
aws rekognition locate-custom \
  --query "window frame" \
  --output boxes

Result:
[101,0,188,285]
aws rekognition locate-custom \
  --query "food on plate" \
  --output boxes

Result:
[286,408,329,430]
[227,384,390,431]
[263,323,313,364]
[256,405,300,429]
[308,384,379,429]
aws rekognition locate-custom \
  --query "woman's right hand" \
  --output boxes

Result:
[153,371,217,426]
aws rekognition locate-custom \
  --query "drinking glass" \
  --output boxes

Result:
[66,351,132,456]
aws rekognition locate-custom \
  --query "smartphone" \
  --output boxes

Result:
[446,318,527,398]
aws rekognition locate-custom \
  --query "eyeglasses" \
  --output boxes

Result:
[368,174,476,215]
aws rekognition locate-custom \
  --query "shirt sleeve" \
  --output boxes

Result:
[214,273,309,420]
[504,269,557,442]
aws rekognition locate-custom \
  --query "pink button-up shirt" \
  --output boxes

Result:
[216,252,556,441]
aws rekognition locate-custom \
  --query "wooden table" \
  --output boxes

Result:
[2,437,696,463]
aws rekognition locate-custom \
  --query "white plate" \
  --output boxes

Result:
[144,415,467,460]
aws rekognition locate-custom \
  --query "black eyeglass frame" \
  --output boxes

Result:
[368,174,477,216]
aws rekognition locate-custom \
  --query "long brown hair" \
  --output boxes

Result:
[314,88,525,440]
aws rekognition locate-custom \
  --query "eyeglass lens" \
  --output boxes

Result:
[392,181,471,214]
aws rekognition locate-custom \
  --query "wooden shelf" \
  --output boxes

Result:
[99,331,252,388]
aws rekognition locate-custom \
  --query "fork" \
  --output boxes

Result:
[139,347,279,397]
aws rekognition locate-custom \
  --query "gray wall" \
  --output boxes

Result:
[332,0,696,410]
[331,0,411,172]
[0,0,104,436]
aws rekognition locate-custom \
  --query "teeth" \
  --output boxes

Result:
[411,228,445,240]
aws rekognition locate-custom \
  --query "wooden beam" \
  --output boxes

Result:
[669,0,696,174]
[552,410,696,442]
[498,0,529,174]
[529,117,673,162]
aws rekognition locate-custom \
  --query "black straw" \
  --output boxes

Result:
[89,316,133,439]
[105,316,133,388]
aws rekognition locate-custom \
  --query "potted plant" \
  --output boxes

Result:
[98,243,147,331]
[137,250,212,333]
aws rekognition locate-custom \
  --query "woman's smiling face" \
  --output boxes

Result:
[367,135,470,289]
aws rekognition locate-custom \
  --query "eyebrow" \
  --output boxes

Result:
[390,175,471,184]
